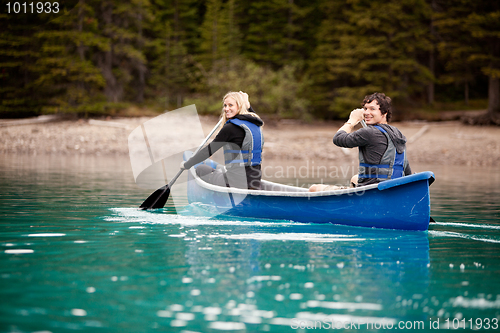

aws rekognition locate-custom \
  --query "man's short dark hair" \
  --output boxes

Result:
[362,92,392,122]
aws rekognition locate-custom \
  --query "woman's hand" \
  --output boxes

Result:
[239,91,251,110]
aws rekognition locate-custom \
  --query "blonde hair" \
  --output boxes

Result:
[219,91,261,128]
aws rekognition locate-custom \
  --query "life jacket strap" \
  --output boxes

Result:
[358,125,406,181]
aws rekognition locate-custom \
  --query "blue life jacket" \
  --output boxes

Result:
[358,125,407,181]
[223,118,264,167]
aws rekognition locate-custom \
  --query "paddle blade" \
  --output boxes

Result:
[139,185,171,210]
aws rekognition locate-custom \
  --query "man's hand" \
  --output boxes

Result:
[337,108,365,134]
[348,108,364,125]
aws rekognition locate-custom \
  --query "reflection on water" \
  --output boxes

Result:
[0,155,499,332]
[109,207,431,330]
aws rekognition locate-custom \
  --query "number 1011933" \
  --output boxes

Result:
[6,2,59,14]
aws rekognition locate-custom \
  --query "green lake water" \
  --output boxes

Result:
[1,155,499,332]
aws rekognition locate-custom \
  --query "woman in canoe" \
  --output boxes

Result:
[309,92,412,192]
[180,91,264,190]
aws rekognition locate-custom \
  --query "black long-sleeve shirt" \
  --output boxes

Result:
[333,124,411,186]
[185,114,264,189]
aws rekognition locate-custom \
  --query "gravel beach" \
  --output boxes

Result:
[1,115,499,167]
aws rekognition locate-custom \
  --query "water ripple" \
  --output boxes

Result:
[207,233,365,242]
[434,222,500,230]
[429,230,500,244]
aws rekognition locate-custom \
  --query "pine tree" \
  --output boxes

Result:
[435,0,500,124]
[95,0,150,104]
[0,4,76,117]
[198,0,241,70]
[33,0,107,115]
[242,0,296,68]
[308,0,433,119]
[146,0,200,109]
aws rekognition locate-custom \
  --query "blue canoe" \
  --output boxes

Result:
[184,153,435,231]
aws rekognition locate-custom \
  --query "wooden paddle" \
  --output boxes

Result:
[139,118,223,210]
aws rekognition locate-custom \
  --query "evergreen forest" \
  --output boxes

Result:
[1,0,499,123]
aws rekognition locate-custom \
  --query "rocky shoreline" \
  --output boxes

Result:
[1,115,499,167]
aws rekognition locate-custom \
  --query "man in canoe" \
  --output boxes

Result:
[309,92,411,191]
[181,91,264,190]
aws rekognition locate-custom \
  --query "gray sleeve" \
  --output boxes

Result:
[405,162,412,175]
[333,128,372,148]
[334,127,390,165]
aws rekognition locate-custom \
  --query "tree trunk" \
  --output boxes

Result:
[77,0,85,62]
[212,11,218,65]
[486,29,500,122]
[165,26,171,108]
[463,75,499,125]
[427,0,435,105]
[464,81,469,106]
[76,0,86,110]
[136,5,145,104]
[427,49,435,105]
[286,0,293,59]
[488,75,500,116]
[100,1,122,103]
[177,93,182,108]
[102,46,121,103]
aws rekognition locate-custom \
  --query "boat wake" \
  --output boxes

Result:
[107,207,297,227]
[207,233,366,243]
[428,221,500,244]
[428,230,500,244]
[433,221,500,230]
[107,207,432,247]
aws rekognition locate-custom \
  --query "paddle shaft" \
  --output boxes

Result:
[164,119,223,191]
[193,119,223,155]
[140,118,223,209]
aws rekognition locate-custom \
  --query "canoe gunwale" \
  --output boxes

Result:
[187,167,434,198]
